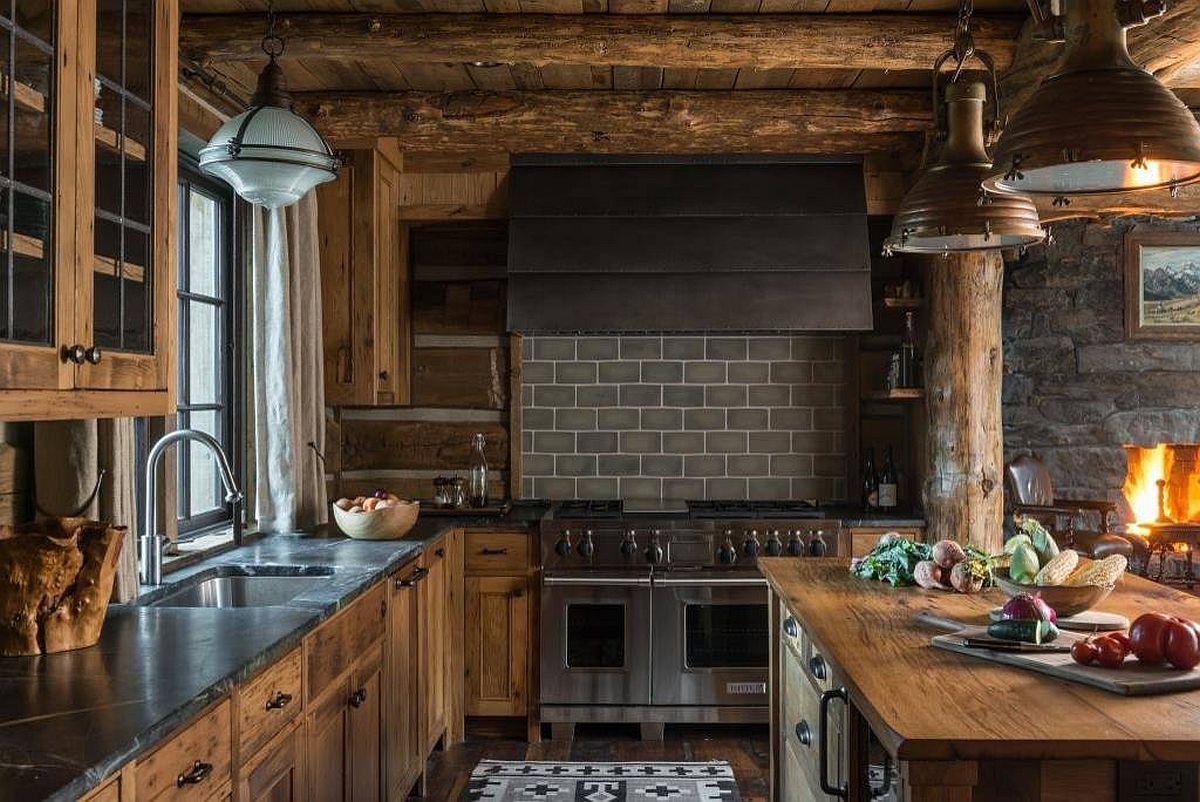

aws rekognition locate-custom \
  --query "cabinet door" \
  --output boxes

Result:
[418,542,448,752]
[348,643,384,802]
[0,0,73,390]
[465,575,529,717]
[75,0,175,391]
[386,568,423,800]
[239,721,305,802]
[305,678,350,802]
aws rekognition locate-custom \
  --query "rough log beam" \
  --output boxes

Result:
[181,12,1022,73]
[295,90,930,154]
[1129,0,1200,83]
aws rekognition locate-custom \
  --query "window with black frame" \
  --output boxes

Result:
[174,162,240,537]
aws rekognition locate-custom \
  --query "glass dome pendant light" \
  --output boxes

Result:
[983,0,1200,197]
[884,0,1045,254]
[198,6,339,208]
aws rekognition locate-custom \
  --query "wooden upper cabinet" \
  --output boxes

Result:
[0,0,176,419]
[317,147,410,407]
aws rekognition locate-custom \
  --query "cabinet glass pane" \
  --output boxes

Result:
[0,3,54,347]
[93,0,153,354]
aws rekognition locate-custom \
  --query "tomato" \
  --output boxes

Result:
[1071,639,1098,666]
[1164,620,1200,670]
[1095,637,1127,669]
[1108,632,1132,653]
[1130,612,1174,664]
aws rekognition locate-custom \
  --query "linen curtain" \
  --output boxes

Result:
[249,193,327,533]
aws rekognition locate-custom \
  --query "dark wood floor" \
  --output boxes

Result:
[418,723,770,801]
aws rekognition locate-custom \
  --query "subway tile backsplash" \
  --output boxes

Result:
[520,335,847,501]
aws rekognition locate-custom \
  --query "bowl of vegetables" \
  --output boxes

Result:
[332,492,419,540]
[995,518,1124,617]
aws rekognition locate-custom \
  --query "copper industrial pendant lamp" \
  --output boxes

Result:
[884,2,1045,254]
[983,0,1200,197]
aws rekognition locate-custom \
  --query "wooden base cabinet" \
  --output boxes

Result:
[386,562,425,800]
[419,537,450,754]
[237,721,305,802]
[465,575,529,717]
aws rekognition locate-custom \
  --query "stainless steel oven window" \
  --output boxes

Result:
[683,602,769,669]
[565,602,626,669]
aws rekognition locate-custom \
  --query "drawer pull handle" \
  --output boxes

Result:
[794,720,812,747]
[176,760,213,787]
[809,655,828,681]
[481,547,509,556]
[265,691,293,711]
[349,687,368,708]
[782,617,799,638]
[819,687,849,799]
[396,567,429,587]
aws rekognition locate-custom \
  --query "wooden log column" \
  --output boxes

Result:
[923,251,1005,552]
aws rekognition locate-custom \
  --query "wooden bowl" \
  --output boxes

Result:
[993,571,1115,618]
[331,501,419,540]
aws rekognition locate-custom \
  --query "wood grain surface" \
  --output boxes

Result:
[760,557,1200,762]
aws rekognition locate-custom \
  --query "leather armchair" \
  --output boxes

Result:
[1004,455,1137,560]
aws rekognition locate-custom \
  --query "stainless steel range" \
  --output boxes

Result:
[539,499,840,739]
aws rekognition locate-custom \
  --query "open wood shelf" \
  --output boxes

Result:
[879,296,924,310]
[2,230,45,260]
[93,253,146,283]
[94,123,146,163]
[0,75,46,115]
[864,388,925,401]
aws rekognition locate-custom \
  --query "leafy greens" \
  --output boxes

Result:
[850,533,933,587]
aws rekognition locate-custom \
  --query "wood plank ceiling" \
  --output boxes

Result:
[181,0,1030,101]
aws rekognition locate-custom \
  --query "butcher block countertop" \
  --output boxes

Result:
[759,557,1200,763]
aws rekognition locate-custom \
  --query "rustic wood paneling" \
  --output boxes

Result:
[413,279,506,335]
[334,475,509,502]
[341,420,509,471]
[412,347,509,409]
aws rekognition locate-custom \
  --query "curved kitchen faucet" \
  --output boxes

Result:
[141,429,244,586]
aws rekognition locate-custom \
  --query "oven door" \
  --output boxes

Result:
[651,572,769,707]
[541,571,653,706]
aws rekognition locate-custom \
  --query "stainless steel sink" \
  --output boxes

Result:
[146,565,335,608]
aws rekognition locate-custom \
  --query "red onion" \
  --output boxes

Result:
[1001,592,1056,622]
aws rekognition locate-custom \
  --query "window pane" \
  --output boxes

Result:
[188,189,219,296]
[188,409,221,517]
[188,301,220,404]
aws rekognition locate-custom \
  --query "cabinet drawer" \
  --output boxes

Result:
[135,699,232,802]
[306,582,387,700]
[237,647,302,757]
[465,531,529,574]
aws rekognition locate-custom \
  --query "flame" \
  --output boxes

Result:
[1123,444,1173,525]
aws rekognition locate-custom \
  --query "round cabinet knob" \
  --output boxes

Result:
[84,345,102,364]
[786,532,805,557]
[809,654,828,681]
[620,532,638,559]
[810,531,828,557]
[742,530,761,558]
[717,538,737,565]
[61,344,86,364]
[765,531,784,557]
[782,617,799,638]
[795,720,813,747]
[645,542,664,565]
[555,531,572,557]
[577,531,595,559]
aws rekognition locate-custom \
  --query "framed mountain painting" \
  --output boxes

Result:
[1125,230,1200,340]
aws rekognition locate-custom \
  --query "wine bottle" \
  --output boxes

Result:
[878,445,898,511]
[861,447,878,511]
[899,311,919,388]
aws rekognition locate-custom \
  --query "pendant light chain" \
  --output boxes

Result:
[262,0,285,61]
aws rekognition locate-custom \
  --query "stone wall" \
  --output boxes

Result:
[1002,216,1200,522]
[520,335,847,501]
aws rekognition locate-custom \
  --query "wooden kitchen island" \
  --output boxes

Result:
[760,557,1200,802]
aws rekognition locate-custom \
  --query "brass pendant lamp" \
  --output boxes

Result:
[884,4,1045,254]
[983,0,1200,197]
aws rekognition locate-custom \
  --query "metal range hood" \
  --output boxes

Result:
[507,155,874,333]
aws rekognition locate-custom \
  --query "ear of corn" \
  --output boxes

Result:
[1070,554,1128,587]
[1034,549,1079,586]
[1062,559,1092,586]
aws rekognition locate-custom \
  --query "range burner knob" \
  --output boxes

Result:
[764,530,784,557]
[786,531,806,557]
[645,541,664,565]
[810,530,828,558]
[718,537,738,565]
[620,530,638,560]
[742,529,761,558]
[554,530,572,558]
[577,530,596,559]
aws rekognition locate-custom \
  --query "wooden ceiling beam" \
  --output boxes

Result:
[293,89,930,155]
[181,12,1022,72]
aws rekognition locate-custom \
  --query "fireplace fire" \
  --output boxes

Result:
[1123,444,1200,533]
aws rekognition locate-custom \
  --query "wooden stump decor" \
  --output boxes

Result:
[0,517,126,656]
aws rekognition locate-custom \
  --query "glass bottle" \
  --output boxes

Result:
[468,433,489,508]
[899,311,920,388]
[861,447,878,511]
[878,445,898,511]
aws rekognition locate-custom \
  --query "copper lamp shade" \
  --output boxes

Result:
[983,0,1200,197]
[885,82,1045,254]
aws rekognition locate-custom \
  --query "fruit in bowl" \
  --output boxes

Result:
[331,490,419,540]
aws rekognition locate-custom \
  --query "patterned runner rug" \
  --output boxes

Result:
[463,760,742,801]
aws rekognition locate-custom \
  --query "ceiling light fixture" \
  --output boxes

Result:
[199,4,339,208]
[983,0,1200,197]
[885,1,1045,254]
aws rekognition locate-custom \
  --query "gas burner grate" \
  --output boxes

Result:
[687,500,821,519]
[554,499,625,518]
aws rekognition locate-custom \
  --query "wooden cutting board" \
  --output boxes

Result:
[914,611,1200,696]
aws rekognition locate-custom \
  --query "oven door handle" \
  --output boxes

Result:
[543,575,652,587]
[652,577,768,587]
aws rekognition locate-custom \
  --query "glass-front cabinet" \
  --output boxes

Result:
[0,0,176,417]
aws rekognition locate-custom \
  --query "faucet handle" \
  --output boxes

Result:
[225,490,245,505]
